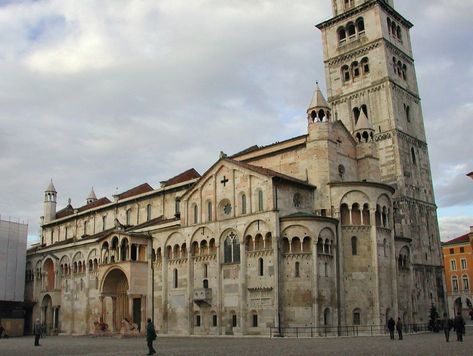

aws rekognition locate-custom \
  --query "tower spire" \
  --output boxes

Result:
[307,82,331,124]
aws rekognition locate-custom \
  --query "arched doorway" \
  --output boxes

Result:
[101,268,129,331]
[454,297,462,316]
[41,294,53,335]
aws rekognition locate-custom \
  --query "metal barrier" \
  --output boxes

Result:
[269,323,429,338]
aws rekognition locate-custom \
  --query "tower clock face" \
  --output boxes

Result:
[223,203,232,215]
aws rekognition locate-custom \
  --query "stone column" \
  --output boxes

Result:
[348,208,353,225]
[111,296,117,332]
[187,249,194,335]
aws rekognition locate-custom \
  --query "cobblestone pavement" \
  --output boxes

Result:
[0,332,471,356]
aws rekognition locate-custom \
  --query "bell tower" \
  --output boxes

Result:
[317,0,445,322]
[43,179,57,224]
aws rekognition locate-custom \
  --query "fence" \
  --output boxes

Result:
[269,323,429,338]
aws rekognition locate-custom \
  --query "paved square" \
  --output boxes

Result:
[0,333,471,356]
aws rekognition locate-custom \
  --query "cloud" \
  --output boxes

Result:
[0,0,472,244]
[439,216,473,242]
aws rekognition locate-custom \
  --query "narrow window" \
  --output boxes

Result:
[361,57,369,74]
[353,309,361,325]
[356,18,365,33]
[405,105,411,123]
[463,276,470,291]
[295,261,300,277]
[347,22,356,38]
[324,262,328,277]
[258,258,264,276]
[252,313,258,327]
[146,204,152,221]
[460,247,465,253]
[449,248,454,254]
[232,314,237,327]
[351,61,360,77]
[241,194,247,214]
[351,236,358,256]
[451,260,457,271]
[338,27,346,44]
[258,190,264,212]
[102,216,107,231]
[126,209,132,225]
[196,314,201,327]
[461,259,467,270]
[193,204,198,224]
[65,226,68,239]
[387,18,392,34]
[342,65,350,82]
[207,201,212,222]
[83,221,87,235]
[411,147,417,166]
[452,276,458,292]
[204,263,208,278]
[173,268,178,288]
[212,314,218,327]
[175,198,180,215]
[396,26,402,41]
[203,279,209,289]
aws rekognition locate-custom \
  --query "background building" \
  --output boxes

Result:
[25,0,445,336]
[442,228,473,319]
[0,219,28,336]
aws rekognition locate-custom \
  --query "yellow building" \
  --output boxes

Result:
[442,228,473,318]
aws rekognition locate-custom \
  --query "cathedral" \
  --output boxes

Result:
[25,0,446,336]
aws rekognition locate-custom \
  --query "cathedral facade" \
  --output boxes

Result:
[25,0,445,336]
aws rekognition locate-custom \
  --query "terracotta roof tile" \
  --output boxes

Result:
[443,233,470,245]
[230,134,307,158]
[77,197,112,212]
[163,168,200,187]
[127,215,179,231]
[117,183,153,200]
[55,204,75,219]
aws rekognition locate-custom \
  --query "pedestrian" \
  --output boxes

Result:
[441,313,451,342]
[0,323,5,338]
[396,317,403,340]
[34,319,42,346]
[146,318,157,355]
[387,317,395,340]
[453,312,465,342]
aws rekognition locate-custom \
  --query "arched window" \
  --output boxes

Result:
[203,279,209,289]
[340,204,350,225]
[207,201,212,222]
[405,104,411,123]
[411,147,417,165]
[252,312,258,327]
[102,215,107,231]
[462,275,470,291]
[257,190,264,212]
[302,236,311,252]
[351,61,360,78]
[341,65,350,82]
[351,236,358,256]
[281,237,289,253]
[124,209,131,225]
[353,107,361,125]
[387,18,392,34]
[212,313,218,327]
[338,27,347,44]
[195,313,201,327]
[291,237,301,253]
[397,60,402,76]
[361,57,369,74]
[295,261,300,277]
[192,204,198,224]
[352,203,361,225]
[324,262,329,277]
[347,22,356,38]
[402,64,407,80]
[146,204,152,221]
[231,312,237,327]
[396,25,402,41]
[356,18,365,33]
[224,232,240,263]
[241,194,247,215]
[173,268,178,289]
[258,258,264,276]
[353,308,361,325]
[175,198,180,215]
[452,276,459,292]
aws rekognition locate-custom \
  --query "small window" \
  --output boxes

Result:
[351,236,358,256]
[203,279,209,289]
[252,313,258,327]
[173,268,178,288]
[175,198,181,215]
[83,221,88,235]
[146,204,152,222]
[463,276,470,291]
[452,276,459,292]
[450,260,457,271]
[347,22,356,37]
[461,258,467,270]
[295,261,300,278]
[293,193,302,208]
[207,201,212,222]
[411,147,416,165]
[338,27,347,44]
[449,248,454,254]
[351,61,360,77]
[241,194,247,215]
[193,204,198,224]
[361,57,369,74]
[258,258,264,276]
[102,216,107,231]
[460,247,465,253]
[257,190,264,212]
[356,18,365,33]
[212,314,218,327]
[353,309,361,325]
[232,314,237,327]
[195,314,201,327]
[126,209,132,225]
[342,65,350,82]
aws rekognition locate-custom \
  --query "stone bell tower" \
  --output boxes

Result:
[317,0,446,322]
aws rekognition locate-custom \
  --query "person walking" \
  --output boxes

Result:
[453,312,465,342]
[396,317,403,340]
[34,319,42,346]
[387,317,395,340]
[441,313,452,342]
[146,318,157,355]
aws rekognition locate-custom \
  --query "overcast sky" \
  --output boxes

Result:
[0,0,472,244]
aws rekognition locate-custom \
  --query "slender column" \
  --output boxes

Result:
[370,209,381,325]
[111,296,117,332]
[187,248,194,335]
[273,213,281,331]
[348,208,353,225]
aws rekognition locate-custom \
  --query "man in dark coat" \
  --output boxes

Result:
[387,317,395,340]
[453,312,465,342]
[441,313,452,342]
[396,317,403,340]
[146,318,157,355]
[34,319,42,346]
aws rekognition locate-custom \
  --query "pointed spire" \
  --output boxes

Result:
[308,82,330,110]
[354,110,373,131]
[45,179,56,192]
[86,187,97,204]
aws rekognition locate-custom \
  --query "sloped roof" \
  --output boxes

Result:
[127,215,179,231]
[116,183,153,200]
[308,84,329,110]
[45,179,56,192]
[55,204,75,219]
[87,188,97,201]
[162,168,200,187]
[77,197,112,212]
[230,134,307,159]
[443,233,470,246]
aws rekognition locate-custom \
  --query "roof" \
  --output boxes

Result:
[45,179,56,192]
[443,233,470,246]
[127,215,179,231]
[116,183,153,200]
[87,188,97,201]
[230,134,307,159]
[354,110,373,132]
[55,204,75,219]
[308,84,329,110]
[77,197,112,212]
[81,227,117,241]
[162,168,201,187]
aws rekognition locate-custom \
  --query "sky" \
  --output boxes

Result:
[0,0,472,244]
